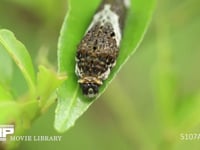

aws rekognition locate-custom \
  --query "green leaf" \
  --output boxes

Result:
[0,100,20,124]
[0,46,13,86]
[36,65,66,110]
[0,29,36,94]
[55,0,156,132]
[0,84,13,101]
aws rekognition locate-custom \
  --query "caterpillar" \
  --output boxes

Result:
[75,0,130,98]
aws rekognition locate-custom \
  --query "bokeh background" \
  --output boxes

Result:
[0,0,200,149]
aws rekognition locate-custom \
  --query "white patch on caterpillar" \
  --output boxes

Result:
[124,0,131,8]
[99,60,116,80]
[99,67,111,80]
[75,63,82,77]
[86,4,121,46]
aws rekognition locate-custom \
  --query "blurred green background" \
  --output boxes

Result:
[0,0,200,149]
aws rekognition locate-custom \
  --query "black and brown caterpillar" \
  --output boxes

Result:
[75,0,130,98]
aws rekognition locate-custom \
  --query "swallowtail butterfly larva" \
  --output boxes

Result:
[75,0,130,98]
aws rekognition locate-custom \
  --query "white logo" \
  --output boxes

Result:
[0,125,14,141]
